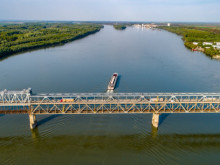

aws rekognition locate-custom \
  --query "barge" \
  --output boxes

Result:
[107,73,118,90]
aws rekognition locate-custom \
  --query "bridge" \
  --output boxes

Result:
[1,89,220,129]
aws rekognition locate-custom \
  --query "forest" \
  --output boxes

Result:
[113,25,127,30]
[0,23,103,58]
[160,26,220,57]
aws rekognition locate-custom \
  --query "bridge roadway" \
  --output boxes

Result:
[1,89,220,129]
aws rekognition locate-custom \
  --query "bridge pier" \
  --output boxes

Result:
[29,114,37,129]
[152,113,160,128]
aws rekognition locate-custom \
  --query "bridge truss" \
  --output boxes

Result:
[1,89,220,114]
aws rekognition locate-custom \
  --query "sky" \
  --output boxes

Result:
[0,0,220,22]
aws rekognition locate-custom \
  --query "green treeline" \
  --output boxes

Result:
[0,23,103,58]
[160,26,220,57]
[113,25,127,30]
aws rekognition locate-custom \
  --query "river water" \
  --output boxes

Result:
[1,25,220,164]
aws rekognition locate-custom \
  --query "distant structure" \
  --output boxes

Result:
[133,24,157,29]
[167,23,171,27]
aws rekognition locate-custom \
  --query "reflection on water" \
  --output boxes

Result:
[1,114,220,164]
[3,130,220,164]
[31,128,40,141]
[151,126,158,138]
[26,133,220,150]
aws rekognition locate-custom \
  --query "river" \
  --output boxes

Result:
[1,25,220,164]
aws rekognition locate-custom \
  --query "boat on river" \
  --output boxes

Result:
[107,73,118,90]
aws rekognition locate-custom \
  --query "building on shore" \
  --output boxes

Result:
[215,42,220,46]
[213,45,220,49]
[133,24,158,29]
[133,24,142,28]
[203,42,213,46]
[193,42,198,45]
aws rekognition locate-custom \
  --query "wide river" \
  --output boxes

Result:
[1,25,220,164]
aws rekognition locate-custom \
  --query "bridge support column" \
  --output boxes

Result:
[29,114,37,129]
[152,113,160,128]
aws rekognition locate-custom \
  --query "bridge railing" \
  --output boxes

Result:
[1,89,220,104]
[29,92,220,103]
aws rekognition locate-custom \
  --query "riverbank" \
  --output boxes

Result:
[0,23,103,59]
[160,26,220,58]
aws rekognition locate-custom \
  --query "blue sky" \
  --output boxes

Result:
[0,0,220,22]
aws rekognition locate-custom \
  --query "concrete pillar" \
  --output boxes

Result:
[152,113,160,128]
[29,114,37,129]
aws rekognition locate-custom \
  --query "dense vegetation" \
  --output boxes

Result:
[0,23,103,58]
[113,25,127,30]
[160,26,220,58]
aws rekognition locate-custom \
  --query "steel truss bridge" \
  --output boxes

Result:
[1,89,220,128]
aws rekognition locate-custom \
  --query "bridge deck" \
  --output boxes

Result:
[2,89,220,128]
[1,89,220,114]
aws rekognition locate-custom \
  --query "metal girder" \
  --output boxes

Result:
[0,88,31,104]
[1,89,220,114]
[30,102,220,114]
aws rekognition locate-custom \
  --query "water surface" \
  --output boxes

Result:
[1,25,220,93]
[1,26,220,165]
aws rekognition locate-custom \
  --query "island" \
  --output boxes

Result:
[113,24,127,30]
[160,25,220,58]
[0,23,103,58]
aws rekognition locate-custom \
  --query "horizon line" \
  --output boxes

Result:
[0,19,220,24]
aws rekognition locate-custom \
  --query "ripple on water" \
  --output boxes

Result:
[1,114,220,164]
[2,26,220,164]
